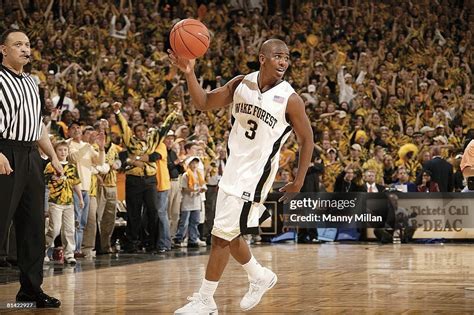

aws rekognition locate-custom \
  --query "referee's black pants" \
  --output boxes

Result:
[0,140,45,295]
[125,175,159,249]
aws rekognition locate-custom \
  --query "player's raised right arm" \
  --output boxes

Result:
[168,49,243,111]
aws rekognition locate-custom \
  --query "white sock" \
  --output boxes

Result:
[199,279,218,299]
[242,256,265,281]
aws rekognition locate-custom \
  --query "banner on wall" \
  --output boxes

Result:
[262,192,474,239]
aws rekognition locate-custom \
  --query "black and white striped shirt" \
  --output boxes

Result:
[0,64,42,141]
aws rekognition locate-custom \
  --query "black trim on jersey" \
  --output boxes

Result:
[259,209,271,225]
[256,71,285,94]
[253,125,292,203]
[239,201,272,235]
[227,115,235,158]
[239,202,256,235]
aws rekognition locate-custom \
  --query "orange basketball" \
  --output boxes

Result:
[170,19,210,59]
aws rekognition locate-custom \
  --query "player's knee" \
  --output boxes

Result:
[229,235,247,248]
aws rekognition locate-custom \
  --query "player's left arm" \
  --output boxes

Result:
[279,93,314,203]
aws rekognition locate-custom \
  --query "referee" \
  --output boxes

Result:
[0,29,61,308]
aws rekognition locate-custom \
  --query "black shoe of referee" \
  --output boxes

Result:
[16,291,61,308]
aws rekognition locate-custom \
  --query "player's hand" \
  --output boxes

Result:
[79,198,85,209]
[168,49,195,74]
[112,102,122,113]
[278,181,302,204]
[0,153,13,175]
[51,158,64,176]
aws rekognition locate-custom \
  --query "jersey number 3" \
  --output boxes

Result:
[245,119,258,140]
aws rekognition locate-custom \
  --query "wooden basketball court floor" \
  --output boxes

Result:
[1,243,474,313]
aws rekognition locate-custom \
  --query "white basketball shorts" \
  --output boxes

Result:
[211,189,269,241]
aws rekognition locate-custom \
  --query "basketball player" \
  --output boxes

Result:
[170,39,313,314]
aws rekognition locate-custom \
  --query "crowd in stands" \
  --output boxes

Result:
[1,0,472,257]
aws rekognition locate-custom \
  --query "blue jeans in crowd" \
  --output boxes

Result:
[155,190,172,250]
[73,190,90,252]
[174,210,200,244]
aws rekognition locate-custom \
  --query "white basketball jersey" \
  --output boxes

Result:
[219,71,294,203]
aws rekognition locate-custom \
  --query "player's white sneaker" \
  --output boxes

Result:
[174,293,218,315]
[240,267,277,311]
